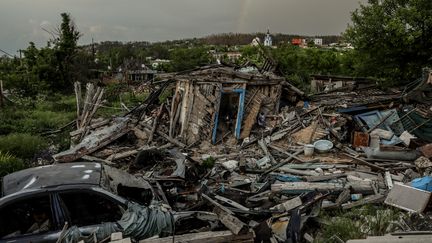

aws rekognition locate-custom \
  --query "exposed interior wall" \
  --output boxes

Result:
[179,82,221,145]
[240,84,282,138]
[172,79,282,145]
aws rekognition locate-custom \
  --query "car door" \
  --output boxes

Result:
[56,188,125,236]
[0,193,61,243]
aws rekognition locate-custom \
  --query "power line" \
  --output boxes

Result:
[0,48,14,58]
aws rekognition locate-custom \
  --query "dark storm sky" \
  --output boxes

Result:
[0,0,365,54]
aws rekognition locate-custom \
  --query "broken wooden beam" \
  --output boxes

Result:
[261,150,303,177]
[342,194,385,210]
[141,124,186,148]
[139,230,255,243]
[148,104,164,143]
[271,181,374,194]
[53,118,130,162]
[213,206,248,235]
[343,153,386,171]
[304,173,347,182]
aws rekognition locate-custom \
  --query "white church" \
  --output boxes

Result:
[264,29,272,47]
[251,29,273,47]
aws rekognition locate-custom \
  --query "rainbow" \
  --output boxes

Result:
[237,0,253,32]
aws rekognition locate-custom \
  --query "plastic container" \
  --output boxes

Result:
[304,144,315,157]
[370,134,380,149]
[313,140,334,153]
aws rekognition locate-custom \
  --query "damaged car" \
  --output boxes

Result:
[0,162,176,243]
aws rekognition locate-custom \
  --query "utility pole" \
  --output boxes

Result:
[17,49,23,66]
[0,80,4,108]
[91,37,95,61]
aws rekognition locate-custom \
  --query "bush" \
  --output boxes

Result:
[317,206,403,242]
[0,133,48,160]
[0,152,27,178]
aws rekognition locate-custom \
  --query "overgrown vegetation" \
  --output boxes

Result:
[0,152,26,178]
[0,133,48,160]
[0,94,76,162]
[316,205,404,242]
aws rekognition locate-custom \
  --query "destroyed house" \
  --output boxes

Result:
[169,65,284,145]
[310,74,376,93]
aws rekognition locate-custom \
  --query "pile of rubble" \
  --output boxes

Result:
[52,66,432,242]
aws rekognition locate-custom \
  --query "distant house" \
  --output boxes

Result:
[251,37,261,46]
[226,51,242,62]
[310,74,375,93]
[264,29,273,47]
[151,59,171,69]
[102,61,157,85]
[314,38,323,46]
[126,69,157,82]
[211,51,242,63]
[291,38,306,47]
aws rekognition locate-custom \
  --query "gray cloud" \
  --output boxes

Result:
[0,0,365,54]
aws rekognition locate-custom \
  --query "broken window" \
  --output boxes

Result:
[59,191,123,227]
[0,194,53,239]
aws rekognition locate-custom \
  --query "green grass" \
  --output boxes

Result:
[0,133,48,160]
[316,205,404,242]
[0,152,27,178]
[0,95,76,163]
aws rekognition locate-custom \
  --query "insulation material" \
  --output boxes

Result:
[60,203,173,242]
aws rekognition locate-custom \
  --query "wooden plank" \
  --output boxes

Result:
[277,168,319,176]
[53,119,130,162]
[270,196,302,211]
[70,119,110,137]
[261,150,303,177]
[343,194,385,210]
[148,104,165,143]
[343,153,386,171]
[213,207,248,235]
[201,194,234,215]
[305,173,347,182]
[81,155,115,165]
[141,124,186,148]
[258,139,277,165]
[268,144,306,163]
[271,181,373,194]
[214,195,250,211]
[139,230,254,243]
[240,93,264,139]
[74,82,82,128]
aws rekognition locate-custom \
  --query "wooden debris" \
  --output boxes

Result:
[141,123,186,148]
[53,118,130,162]
[270,196,302,211]
[139,230,255,243]
[271,181,374,194]
[343,153,386,171]
[292,123,326,144]
[414,156,432,169]
[213,206,248,235]
[342,194,385,210]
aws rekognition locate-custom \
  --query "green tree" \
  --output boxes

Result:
[168,47,212,71]
[345,0,432,85]
[52,13,82,91]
